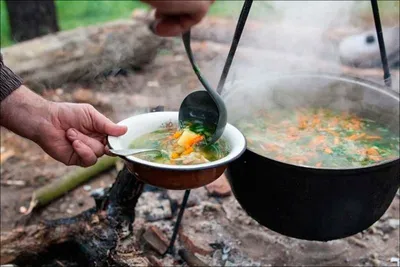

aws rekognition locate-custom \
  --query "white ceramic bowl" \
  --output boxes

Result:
[107,111,246,189]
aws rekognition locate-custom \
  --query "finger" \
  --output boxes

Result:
[145,1,211,16]
[88,107,127,136]
[66,128,105,157]
[153,16,183,36]
[104,145,114,157]
[154,10,206,36]
[72,140,97,167]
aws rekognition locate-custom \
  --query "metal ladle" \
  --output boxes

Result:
[109,148,162,157]
[178,30,227,145]
[179,0,253,144]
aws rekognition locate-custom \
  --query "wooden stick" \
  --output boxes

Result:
[26,156,118,213]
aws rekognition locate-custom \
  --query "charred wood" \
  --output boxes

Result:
[0,167,146,267]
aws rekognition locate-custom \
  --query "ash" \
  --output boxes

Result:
[133,182,399,267]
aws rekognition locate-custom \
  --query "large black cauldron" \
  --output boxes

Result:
[223,73,400,241]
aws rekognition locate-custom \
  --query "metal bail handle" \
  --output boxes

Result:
[370,0,392,88]
[216,0,254,95]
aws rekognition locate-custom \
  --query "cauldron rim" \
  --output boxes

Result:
[244,147,400,173]
[223,72,400,172]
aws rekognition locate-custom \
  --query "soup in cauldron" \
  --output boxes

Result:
[236,108,399,168]
[129,120,230,165]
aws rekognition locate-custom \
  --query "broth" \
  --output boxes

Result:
[129,121,230,165]
[236,108,399,168]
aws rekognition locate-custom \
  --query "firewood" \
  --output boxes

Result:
[26,156,118,213]
[1,167,146,266]
[1,19,163,92]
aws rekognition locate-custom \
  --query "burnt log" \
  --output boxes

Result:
[1,19,163,92]
[0,167,147,267]
[5,0,59,42]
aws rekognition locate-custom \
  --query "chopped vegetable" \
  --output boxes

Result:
[129,121,229,165]
[237,108,399,168]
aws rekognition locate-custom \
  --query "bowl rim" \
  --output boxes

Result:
[107,111,247,171]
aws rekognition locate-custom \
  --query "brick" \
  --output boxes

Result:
[178,228,214,256]
[205,174,231,197]
[142,225,169,255]
[147,255,164,267]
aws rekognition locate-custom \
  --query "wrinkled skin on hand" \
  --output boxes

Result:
[41,102,127,167]
[0,86,127,167]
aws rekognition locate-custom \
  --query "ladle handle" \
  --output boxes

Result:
[181,31,222,106]
[109,148,160,156]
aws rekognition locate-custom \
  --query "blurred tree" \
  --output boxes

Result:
[5,0,59,42]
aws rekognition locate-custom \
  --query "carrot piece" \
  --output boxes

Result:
[324,147,333,154]
[365,135,382,140]
[312,116,320,126]
[310,135,325,146]
[182,147,194,155]
[366,147,380,156]
[171,152,180,159]
[298,119,308,130]
[191,135,204,146]
[173,131,182,139]
[347,133,366,141]
[368,155,382,162]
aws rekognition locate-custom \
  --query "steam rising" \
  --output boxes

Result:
[210,1,360,91]
[166,0,398,130]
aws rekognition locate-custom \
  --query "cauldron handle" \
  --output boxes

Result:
[370,0,392,88]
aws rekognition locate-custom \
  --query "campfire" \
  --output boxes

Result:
[1,1,399,267]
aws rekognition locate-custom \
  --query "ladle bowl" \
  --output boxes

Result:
[179,31,228,145]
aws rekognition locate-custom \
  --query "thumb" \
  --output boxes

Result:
[90,108,127,136]
[101,120,127,136]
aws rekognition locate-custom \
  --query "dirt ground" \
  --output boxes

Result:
[1,39,399,266]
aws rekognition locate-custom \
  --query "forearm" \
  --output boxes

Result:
[0,85,53,143]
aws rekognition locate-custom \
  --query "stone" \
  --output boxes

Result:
[205,174,231,197]
[72,88,96,104]
[136,192,172,222]
[166,187,207,210]
[377,218,400,233]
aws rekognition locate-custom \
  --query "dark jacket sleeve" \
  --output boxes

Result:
[0,52,23,102]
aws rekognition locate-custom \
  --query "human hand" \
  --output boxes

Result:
[0,86,127,167]
[43,102,127,167]
[142,0,214,36]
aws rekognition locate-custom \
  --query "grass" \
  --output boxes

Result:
[1,0,399,48]
[0,0,241,48]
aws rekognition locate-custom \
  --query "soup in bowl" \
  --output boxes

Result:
[107,111,246,190]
